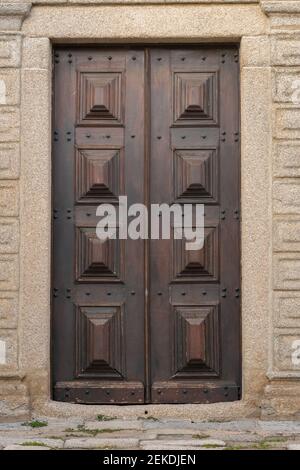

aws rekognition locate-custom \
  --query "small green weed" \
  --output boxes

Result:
[21,441,48,447]
[97,415,116,422]
[22,420,48,428]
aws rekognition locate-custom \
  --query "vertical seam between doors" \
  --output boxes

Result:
[144,47,151,403]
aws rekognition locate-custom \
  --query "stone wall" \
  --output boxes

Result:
[0,0,299,420]
[260,0,300,418]
[0,3,31,420]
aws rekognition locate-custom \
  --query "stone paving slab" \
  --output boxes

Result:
[4,445,50,451]
[140,438,226,448]
[140,445,225,451]
[257,421,300,435]
[0,418,299,450]
[143,419,259,432]
[156,431,258,443]
[84,420,144,430]
[148,428,201,435]
[21,418,85,430]
[0,436,64,449]
[64,437,139,449]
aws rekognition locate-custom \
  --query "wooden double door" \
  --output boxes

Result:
[52,46,241,404]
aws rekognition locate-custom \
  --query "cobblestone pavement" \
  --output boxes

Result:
[0,417,300,450]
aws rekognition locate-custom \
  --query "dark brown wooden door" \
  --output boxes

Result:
[149,48,240,403]
[52,46,240,404]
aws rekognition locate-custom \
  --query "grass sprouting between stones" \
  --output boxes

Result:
[97,415,116,422]
[20,441,48,447]
[22,420,48,428]
[64,424,120,437]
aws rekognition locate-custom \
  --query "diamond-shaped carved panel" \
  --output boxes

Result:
[174,305,220,378]
[76,149,121,203]
[173,72,218,126]
[76,306,124,379]
[174,149,218,203]
[173,226,219,282]
[78,72,123,125]
[76,228,123,283]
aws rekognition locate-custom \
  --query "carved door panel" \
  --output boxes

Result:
[149,47,241,403]
[52,47,146,403]
[52,46,240,404]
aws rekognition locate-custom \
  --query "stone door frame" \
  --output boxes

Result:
[1,1,299,419]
